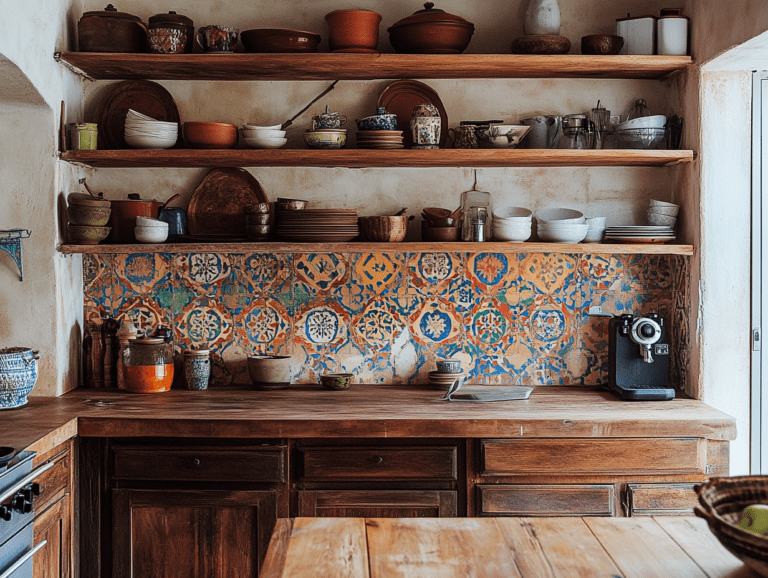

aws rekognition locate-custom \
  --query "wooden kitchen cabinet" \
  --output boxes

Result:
[298,490,457,518]
[477,484,615,516]
[111,489,276,578]
[625,483,699,516]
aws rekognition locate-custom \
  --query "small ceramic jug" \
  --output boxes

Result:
[196,25,239,52]
[183,349,210,390]
[448,125,478,149]
[311,110,347,130]
[411,103,441,149]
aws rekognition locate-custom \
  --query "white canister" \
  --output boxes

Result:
[616,15,657,55]
[657,10,688,55]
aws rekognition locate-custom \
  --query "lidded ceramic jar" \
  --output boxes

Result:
[122,337,174,394]
[388,2,474,54]
[78,5,147,53]
[183,349,210,390]
[147,11,195,54]
[410,103,441,149]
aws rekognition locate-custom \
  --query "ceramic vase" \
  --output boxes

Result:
[184,350,210,390]
[524,0,561,36]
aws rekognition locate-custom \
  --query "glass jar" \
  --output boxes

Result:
[557,115,590,149]
[122,337,174,393]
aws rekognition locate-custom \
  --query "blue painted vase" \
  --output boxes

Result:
[0,347,39,409]
[183,349,210,390]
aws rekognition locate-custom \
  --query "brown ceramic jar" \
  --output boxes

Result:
[78,4,147,53]
[387,2,474,54]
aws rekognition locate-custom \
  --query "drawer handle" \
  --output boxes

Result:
[192,458,201,466]
[374,456,383,464]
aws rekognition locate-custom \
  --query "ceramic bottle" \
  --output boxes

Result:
[524,0,561,36]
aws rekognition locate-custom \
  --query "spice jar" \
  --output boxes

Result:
[122,337,174,393]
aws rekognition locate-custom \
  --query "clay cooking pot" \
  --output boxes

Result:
[325,9,382,53]
[388,2,474,54]
[106,193,180,244]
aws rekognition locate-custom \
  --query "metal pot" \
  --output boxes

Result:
[78,4,147,53]
[106,193,180,244]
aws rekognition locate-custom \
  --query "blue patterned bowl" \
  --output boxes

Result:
[0,347,39,409]
[356,108,398,131]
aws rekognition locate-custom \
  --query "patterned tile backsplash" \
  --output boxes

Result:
[83,251,690,388]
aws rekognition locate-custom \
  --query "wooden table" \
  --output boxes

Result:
[259,516,760,578]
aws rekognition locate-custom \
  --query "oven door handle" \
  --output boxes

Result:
[0,540,47,578]
[0,461,55,505]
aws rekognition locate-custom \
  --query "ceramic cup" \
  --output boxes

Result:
[148,28,188,54]
[196,25,239,53]
[436,359,462,374]
[158,207,188,242]
[183,350,210,390]
[448,126,478,149]
[311,112,347,130]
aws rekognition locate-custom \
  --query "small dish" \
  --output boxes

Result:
[320,372,355,390]
[304,130,347,149]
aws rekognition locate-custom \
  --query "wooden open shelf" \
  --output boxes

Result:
[60,149,694,169]
[57,53,693,81]
[59,242,694,256]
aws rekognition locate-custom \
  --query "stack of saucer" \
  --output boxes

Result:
[356,130,404,149]
[428,358,466,390]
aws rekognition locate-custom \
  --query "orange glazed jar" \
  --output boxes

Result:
[122,337,174,393]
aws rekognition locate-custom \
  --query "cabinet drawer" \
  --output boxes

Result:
[298,490,457,518]
[113,446,286,483]
[627,483,698,516]
[34,448,71,513]
[302,446,457,481]
[481,438,703,475]
[478,484,615,517]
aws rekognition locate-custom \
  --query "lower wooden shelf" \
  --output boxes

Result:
[59,242,694,256]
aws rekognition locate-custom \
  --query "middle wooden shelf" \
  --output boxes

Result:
[61,149,694,169]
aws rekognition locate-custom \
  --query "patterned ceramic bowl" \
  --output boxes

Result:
[304,130,347,149]
[356,108,398,131]
[0,347,39,410]
[320,373,355,390]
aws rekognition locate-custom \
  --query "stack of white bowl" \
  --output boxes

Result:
[135,216,169,244]
[536,208,589,243]
[124,109,178,149]
[241,123,287,149]
[492,207,532,242]
[647,199,679,228]
[583,216,607,243]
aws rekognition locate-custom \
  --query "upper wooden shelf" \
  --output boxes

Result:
[57,53,693,81]
[59,241,694,256]
[60,149,694,169]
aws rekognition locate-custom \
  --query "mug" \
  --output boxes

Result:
[158,207,188,242]
[519,116,561,149]
[448,126,478,149]
[411,117,441,149]
[196,25,239,53]
[311,112,347,130]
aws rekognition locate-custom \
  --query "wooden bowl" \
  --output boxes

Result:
[67,204,111,226]
[422,207,452,220]
[511,35,571,55]
[182,122,238,149]
[581,34,624,55]
[241,28,321,53]
[359,215,411,242]
[421,221,460,242]
[68,225,111,245]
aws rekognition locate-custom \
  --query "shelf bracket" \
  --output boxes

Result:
[0,229,31,281]
[53,52,95,82]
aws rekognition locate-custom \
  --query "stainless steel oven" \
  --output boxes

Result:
[0,449,54,578]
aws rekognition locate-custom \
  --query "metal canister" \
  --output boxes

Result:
[69,123,98,150]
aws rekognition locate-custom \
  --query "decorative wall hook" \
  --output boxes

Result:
[0,229,31,281]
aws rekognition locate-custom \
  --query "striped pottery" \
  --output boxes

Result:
[0,347,39,409]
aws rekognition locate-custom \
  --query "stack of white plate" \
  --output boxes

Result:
[241,124,287,149]
[647,199,680,228]
[124,109,178,149]
[604,226,676,244]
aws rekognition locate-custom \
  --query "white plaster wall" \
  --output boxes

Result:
[0,0,85,396]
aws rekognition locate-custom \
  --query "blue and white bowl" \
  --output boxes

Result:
[0,347,39,409]
[356,107,398,131]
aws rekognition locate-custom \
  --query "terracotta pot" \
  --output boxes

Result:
[388,2,474,54]
[78,4,147,53]
[106,193,180,244]
[182,122,238,149]
[325,9,382,53]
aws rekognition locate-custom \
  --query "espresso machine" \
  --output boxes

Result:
[591,307,675,401]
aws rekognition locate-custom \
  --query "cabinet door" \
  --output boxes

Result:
[112,489,277,578]
[34,495,72,578]
[297,490,457,518]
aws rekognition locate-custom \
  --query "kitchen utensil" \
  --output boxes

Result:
[280,80,340,131]
[537,222,589,243]
[245,214,270,225]
[240,28,321,53]
[106,192,180,244]
[182,122,238,149]
[493,207,532,220]
[246,224,271,241]
[304,130,347,149]
[421,221,461,241]
[510,34,570,54]
[378,80,448,149]
[320,373,355,390]
[556,115,591,149]
[448,125,478,149]
[325,9,381,52]
[435,359,462,373]
[649,199,680,215]
[646,211,677,227]
[196,25,239,53]
[580,34,624,55]
[158,207,187,242]
[388,2,475,54]
[276,198,308,211]
[134,225,168,244]
[488,124,531,148]
[187,168,268,236]
[311,109,347,130]
[518,116,561,149]
[275,209,359,242]
[69,123,98,150]
[122,337,174,393]
[493,220,532,242]
[525,0,561,35]
[94,80,180,150]
[658,9,689,55]
[243,136,287,149]
[78,4,147,53]
[247,355,292,389]
[411,103,441,149]
[356,107,398,131]
[460,172,492,242]
[147,11,194,54]
[615,127,666,149]
[616,13,657,55]
[459,121,504,148]
[536,207,585,223]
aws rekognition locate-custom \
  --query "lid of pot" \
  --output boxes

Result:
[389,2,474,29]
[81,4,143,23]
[148,10,194,27]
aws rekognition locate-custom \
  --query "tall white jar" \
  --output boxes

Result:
[524,0,561,36]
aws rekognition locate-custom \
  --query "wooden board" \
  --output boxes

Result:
[281,518,368,578]
[60,148,696,168]
[57,53,693,81]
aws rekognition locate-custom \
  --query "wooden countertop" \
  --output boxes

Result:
[260,516,757,578]
[0,386,736,455]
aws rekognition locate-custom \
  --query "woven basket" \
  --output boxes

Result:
[695,476,768,577]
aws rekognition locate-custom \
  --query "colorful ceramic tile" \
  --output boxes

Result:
[466,253,518,294]
[624,255,673,293]
[294,298,350,354]
[235,297,292,355]
[519,253,578,295]
[519,295,578,358]
[174,253,233,294]
[409,298,462,347]
[240,253,293,295]
[83,253,112,292]
[352,298,399,351]
[349,253,404,310]
[113,253,172,295]
[466,299,512,353]
[580,254,624,292]
[173,296,233,351]
[407,252,462,296]
[114,295,170,338]
[295,253,348,293]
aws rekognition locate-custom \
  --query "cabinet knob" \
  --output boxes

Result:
[374,456,384,464]
[11,495,32,514]
[21,483,40,502]
[0,506,11,521]
[192,458,201,466]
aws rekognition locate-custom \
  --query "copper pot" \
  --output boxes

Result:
[78,4,147,53]
[106,193,180,244]
[387,2,474,54]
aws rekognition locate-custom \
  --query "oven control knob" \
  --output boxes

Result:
[0,505,11,521]
[21,483,40,502]
[11,495,32,514]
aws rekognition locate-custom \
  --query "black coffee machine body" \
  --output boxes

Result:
[607,313,675,401]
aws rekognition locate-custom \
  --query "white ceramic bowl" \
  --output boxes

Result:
[537,223,589,243]
[243,136,288,149]
[536,208,585,224]
[649,200,680,216]
[616,115,667,130]
[647,211,678,227]
[493,207,532,220]
[125,133,177,149]
[244,123,282,130]
[582,229,605,243]
[135,216,168,229]
[493,223,532,242]
[586,216,606,230]
[241,128,286,139]
[135,225,169,243]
